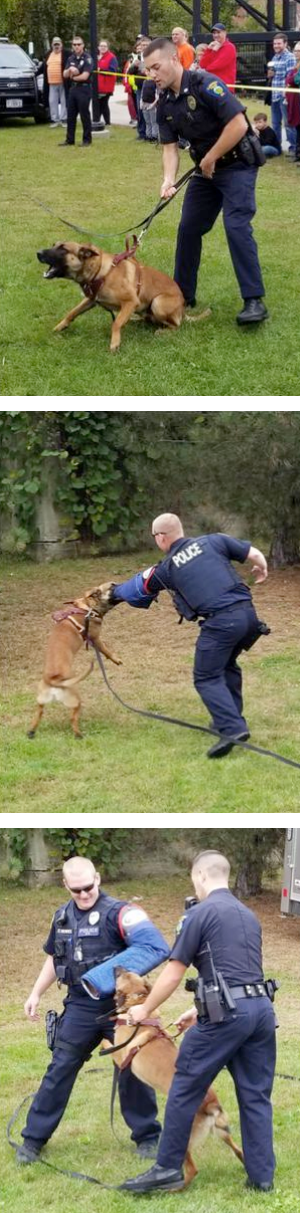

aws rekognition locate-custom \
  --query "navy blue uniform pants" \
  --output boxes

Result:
[67,85,92,144]
[22,999,161,1148]
[193,602,259,735]
[174,165,265,304]
[157,997,276,1186]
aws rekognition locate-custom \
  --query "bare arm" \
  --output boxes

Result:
[247,545,268,584]
[24,955,56,1022]
[127,960,187,1024]
[161,143,180,198]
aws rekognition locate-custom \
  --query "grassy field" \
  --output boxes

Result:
[1,879,300,1213]
[1,115,300,396]
[2,554,300,813]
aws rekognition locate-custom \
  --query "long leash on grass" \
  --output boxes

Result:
[23,168,195,246]
[90,643,300,771]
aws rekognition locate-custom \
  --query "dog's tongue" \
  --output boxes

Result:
[43,267,58,279]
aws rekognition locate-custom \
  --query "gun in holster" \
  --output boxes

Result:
[45,1009,60,1051]
[243,619,271,652]
[185,942,236,1024]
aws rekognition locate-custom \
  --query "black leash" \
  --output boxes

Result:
[7,1091,125,1188]
[23,168,195,245]
[91,644,300,771]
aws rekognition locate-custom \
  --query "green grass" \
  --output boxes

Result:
[1,882,300,1213]
[1,115,300,396]
[1,554,300,812]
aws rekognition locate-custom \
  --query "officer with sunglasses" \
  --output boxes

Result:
[17,856,167,1164]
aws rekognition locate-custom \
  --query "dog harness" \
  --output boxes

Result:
[82,236,142,301]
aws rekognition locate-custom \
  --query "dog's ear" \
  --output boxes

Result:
[79,244,100,260]
[115,966,128,980]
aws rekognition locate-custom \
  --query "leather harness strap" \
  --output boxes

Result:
[83,236,142,302]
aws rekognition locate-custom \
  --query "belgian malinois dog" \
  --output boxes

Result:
[37,240,185,351]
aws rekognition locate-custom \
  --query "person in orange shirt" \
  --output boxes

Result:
[172,27,194,69]
[44,38,68,124]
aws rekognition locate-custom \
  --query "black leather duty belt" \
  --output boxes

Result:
[229,983,267,998]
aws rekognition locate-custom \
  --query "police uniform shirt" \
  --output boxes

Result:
[44,893,126,1003]
[170,889,264,985]
[157,68,245,162]
[65,50,93,86]
[144,533,252,617]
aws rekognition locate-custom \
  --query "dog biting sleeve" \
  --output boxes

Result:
[81,912,170,998]
[111,570,160,609]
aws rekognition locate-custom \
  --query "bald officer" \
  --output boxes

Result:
[110,512,268,758]
[17,856,166,1164]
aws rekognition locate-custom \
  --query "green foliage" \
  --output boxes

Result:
[0,828,28,878]
[47,827,132,874]
[0,0,240,56]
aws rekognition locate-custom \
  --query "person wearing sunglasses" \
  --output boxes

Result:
[17,855,168,1165]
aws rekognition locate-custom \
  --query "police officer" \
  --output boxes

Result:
[17,856,166,1164]
[61,35,93,146]
[142,37,268,325]
[121,849,277,1195]
[109,511,269,758]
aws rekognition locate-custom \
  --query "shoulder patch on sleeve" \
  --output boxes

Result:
[142,566,156,579]
[207,81,226,96]
[118,905,149,937]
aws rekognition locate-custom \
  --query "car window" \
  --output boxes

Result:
[0,45,33,68]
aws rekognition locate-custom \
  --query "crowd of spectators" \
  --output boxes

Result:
[38,25,300,163]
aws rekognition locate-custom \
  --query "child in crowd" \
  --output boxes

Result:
[140,75,159,141]
[252,112,281,157]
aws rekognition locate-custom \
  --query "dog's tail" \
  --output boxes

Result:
[49,662,94,689]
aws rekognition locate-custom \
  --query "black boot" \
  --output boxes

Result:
[245,1179,274,1192]
[237,299,268,325]
[16,1142,42,1165]
[119,1163,185,1193]
[208,730,250,758]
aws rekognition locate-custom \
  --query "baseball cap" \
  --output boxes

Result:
[212,22,226,30]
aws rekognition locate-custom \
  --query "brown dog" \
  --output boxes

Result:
[107,969,244,1187]
[37,240,185,351]
[28,582,119,738]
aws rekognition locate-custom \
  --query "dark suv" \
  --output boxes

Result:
[0,37,48,121]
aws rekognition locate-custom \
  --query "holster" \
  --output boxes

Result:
[45,1009,60,1051]
[243,619,271,651]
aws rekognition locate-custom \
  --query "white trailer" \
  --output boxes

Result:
[281,828,300,917]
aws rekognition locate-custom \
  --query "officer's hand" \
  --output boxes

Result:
[199,153,216,179]
[69,66,79,77]
[24,993,40,1021]
[174,1007,197,1033]
[161,182,177,199]
[252,564,268,584]
[126,1002,147,1025]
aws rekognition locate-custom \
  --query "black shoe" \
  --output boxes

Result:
[81,141,92,147]
[185,298,197,308]
[16,1143,41,1165]
[58,140,74,146]
[208,730,250,759]
[136,1139,160,1159]
[236,299,268,325]
[245,1179,274,1192]
[119,1164,185,1194]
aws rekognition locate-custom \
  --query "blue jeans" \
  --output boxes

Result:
[271,98,297,151]
[263,145,280,157]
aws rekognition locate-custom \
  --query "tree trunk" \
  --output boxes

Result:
[269,524,300,568]
[25,830,55,887]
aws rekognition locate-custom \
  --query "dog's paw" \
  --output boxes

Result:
[27,729,36,739]
[54,321,69,333]
[115,657,123,665]
[110,345,120,354]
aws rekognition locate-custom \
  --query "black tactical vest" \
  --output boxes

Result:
[53,892,127,987]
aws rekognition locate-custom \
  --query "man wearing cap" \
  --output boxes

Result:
[16,856,168,1165]
[37,37,69,125]
[200,25,237,89]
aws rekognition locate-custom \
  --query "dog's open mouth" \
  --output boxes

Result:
[37,250,66,280]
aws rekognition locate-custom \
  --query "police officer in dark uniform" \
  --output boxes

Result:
[142,37,268,325]
[121,849,277,1195]
[109,511,269,758]
[17,856,167,1165]
[61,35,93,146]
